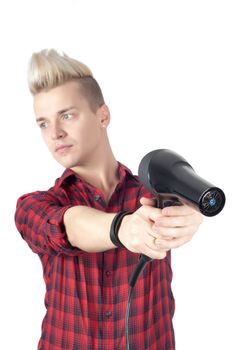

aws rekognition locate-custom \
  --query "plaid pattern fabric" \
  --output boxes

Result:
[15,163,175,350]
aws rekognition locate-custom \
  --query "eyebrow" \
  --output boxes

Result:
[36,106,76,123]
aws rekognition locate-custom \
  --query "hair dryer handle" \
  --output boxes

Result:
[140,195,182,263]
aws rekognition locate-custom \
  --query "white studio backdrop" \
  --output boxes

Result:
[0,0,231,349]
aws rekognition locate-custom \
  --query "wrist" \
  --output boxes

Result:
[110,211,132,248]
[117,212,132,247]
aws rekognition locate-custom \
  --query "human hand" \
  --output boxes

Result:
[118,198,168,259]
[119,196,203,259]
[149,199,204,251]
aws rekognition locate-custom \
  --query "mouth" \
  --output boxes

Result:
[55,144,73,153]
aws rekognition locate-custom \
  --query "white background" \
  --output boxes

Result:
[0,0,231,349]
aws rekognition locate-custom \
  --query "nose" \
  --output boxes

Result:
[50,123,66,140]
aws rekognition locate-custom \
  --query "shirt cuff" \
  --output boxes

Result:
[45,206,83,256]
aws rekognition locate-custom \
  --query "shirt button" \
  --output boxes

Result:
[106,311,112,318]
[105,271,111,277]
[94,195,101,201]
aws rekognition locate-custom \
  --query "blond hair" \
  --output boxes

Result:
[28,49,105,111]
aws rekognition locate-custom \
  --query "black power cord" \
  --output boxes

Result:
[126,254,152,350]
[125,195,168,349]
[117,197,177,348]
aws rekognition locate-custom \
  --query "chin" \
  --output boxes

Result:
[54,155,80,169]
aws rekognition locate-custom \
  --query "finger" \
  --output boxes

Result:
[139,205,162,222]
[155,234,194,250]
[162,204,198,217]
[145,231,166,248]
[147,230,162,239]
[151,242,171,252]
[142,216,164,241]
[154,212,203,228]
[142,244,167,260]
[154,224,199,239]
[140,196,155,206]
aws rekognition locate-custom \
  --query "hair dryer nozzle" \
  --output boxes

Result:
[138,149,226,217]
[199,187,225,216]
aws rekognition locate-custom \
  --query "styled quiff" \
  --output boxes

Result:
[28,49,105,112]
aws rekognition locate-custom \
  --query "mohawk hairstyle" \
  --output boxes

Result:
[28,49,105,112]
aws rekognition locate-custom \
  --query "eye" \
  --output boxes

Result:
[39,121,48,129]
[62,113,73,121]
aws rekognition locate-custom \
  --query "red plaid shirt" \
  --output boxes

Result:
[15,163,175,350]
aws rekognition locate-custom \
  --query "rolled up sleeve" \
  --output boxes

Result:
[15,191,82,256]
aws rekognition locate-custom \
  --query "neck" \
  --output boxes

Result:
[71,139,119,202]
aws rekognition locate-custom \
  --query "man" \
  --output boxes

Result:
[15,49,203,350]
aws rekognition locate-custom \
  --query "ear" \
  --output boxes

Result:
[97,104,111,128]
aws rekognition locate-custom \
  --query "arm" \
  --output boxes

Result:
[63,202,168,258]
[63,206,117,252]
[63,200,203,259]
[16,190,203,258]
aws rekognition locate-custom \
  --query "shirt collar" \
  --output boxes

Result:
[55,162,133,189]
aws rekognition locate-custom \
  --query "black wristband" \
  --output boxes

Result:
[110,211,132,248]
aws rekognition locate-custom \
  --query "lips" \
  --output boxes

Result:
[55,144,73,153]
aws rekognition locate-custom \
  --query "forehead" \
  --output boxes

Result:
[33,81,88,117]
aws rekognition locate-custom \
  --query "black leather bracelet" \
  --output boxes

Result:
[110,211,132,248]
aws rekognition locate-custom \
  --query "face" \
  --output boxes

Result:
[33,81,110,169]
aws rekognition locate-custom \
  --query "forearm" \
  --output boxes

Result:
[63,206,117,252]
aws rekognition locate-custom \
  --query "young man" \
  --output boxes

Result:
[15,49,203,350]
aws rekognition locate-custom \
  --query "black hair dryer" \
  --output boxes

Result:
[138,149,226,216]
[129,149,226,286]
